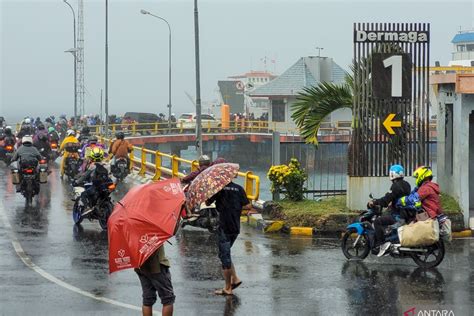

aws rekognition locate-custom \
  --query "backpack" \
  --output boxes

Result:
[91,163,109,185]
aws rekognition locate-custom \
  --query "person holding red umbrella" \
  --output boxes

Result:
[207,180,251,296]
[135,246,175,316]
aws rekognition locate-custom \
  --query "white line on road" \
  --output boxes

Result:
[0,199,144,313]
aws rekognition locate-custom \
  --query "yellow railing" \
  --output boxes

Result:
[103,138,260,201]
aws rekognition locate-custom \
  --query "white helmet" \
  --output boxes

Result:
[24,118,31,124]
[66,129,75,136]
[22,135,33,144]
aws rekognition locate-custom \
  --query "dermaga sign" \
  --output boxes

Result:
[354,30,429,43]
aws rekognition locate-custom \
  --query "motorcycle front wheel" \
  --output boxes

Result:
[98,201,113,231]
[341,229,370,260]
[411,240,445,269]
[72,200,83,225]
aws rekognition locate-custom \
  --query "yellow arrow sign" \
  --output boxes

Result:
[383,113,401,135]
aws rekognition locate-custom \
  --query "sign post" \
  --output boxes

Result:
[347,23,430,209]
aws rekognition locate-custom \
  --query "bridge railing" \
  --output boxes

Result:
[89,119,354,137]
[103,138,260,201]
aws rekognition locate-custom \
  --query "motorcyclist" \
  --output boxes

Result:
[74,147,110,215]
[3,126,16,146]
[33,123,48,143]
[11,136,43,192]
[367,164,411,257]
[48,126,60,143]
[109,131,132,170]
[181,155,212,185]
[78,126,91,144]
[396,166,442,219]
[80,136,106,171]
[33,133,51,160]
[59,129,79,177]
[17,118,34,139]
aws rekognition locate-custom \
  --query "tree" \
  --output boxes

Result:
[291,74,353,145]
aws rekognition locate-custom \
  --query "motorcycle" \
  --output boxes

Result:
[2,143,14,165]
[111,157,129,182]
[341,196,445,269]
[72,180,116,230]
[181,203,219,233]
[62,144,82,180]
[49,141,59,162]
[12,158,48,205]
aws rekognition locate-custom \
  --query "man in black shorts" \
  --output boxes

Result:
[207,181,251,295]
[135,246,175,316]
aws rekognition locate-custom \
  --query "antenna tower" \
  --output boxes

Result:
[77,0,85,117]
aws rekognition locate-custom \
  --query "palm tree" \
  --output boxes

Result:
[291,74,353,145]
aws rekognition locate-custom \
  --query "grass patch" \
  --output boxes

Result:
[440,193,461,214]
[274,196,358,227]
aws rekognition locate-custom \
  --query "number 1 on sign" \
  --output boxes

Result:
[383,55,402,97]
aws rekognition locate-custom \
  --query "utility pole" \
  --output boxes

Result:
[105,0,109,138]
[194,0,202,156]
[63,0,77,127]
[100,89,103,133]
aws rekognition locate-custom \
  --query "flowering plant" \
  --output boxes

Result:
[267,158,307,201]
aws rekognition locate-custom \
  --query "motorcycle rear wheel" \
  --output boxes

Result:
[341,229,370,260]
[98,201,113,231]
[411,240,445,269]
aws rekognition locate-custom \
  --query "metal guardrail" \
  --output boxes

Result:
[88,119,354,136]
[102,138,260,201]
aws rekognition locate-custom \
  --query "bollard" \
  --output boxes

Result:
[132,123,136,136]
[154,123,158,135]
[244,171,254,200]
[191,160,199,172]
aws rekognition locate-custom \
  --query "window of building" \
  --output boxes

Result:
[467,44,474,51]
[272,99,285,122]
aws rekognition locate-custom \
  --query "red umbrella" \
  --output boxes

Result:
[185,162,239,211]
[108,178,184,273]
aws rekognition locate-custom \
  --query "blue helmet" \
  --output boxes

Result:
[389,164,404,180]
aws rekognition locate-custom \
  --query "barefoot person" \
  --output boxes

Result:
[207,181,251,295]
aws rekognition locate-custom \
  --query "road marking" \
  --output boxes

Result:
[0,199,149,313]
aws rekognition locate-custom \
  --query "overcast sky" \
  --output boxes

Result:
[1,0,473,122]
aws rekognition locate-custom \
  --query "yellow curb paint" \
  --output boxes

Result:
[452,230,473,238]
[290,227,313,236]
[264,221,284,233]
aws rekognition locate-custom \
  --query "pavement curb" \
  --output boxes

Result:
[242,213,474,239]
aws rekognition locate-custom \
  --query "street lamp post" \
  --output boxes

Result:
[194,0,203,156]
[140,9,172,133]
[63,0,77,127]
[105,0,109,138]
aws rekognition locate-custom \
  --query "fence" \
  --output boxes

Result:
[101,138,260,201]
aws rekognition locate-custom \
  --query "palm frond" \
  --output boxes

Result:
[291,81,353,145]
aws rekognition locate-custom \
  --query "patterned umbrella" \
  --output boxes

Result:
[185,163,239,210]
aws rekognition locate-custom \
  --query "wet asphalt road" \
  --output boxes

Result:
[0,163,473,316]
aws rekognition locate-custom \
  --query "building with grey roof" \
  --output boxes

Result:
[250,56,350,133]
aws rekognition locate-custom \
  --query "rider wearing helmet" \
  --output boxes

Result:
[59,129,79,176]
[80,135,106,171]
[368,164,411,257]
[33,133,51,159]
[397,166,441,219]
[48,126,60,143]
[18,118,34,139]
[11,136,42,165]
[181,154,212,185]
[3,126,16,146]
[78,126,91,143]
[33,123,48,143]
[74,147,110,213]
[109,131,132,169]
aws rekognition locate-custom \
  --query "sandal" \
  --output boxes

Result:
[215,288,232,296]
[231,281,242,290]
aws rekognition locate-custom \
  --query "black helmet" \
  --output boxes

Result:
[37,123,45,130]
[115,131,125,140]
[39,133,48,142]
[81,126,90,135]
